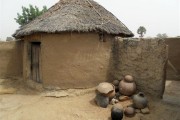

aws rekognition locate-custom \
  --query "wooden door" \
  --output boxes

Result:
[31,42,41,83]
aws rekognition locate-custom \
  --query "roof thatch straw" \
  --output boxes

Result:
[13,0,134,38]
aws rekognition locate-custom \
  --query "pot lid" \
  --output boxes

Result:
[97,82,114,94]
[124,75,134,82]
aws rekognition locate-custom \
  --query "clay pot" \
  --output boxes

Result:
[113,103,124,110]
[106,88,115,100]
[119,75,136,96]
[97,82,115,99]
[111,105,124,120]
[112,80,119,86]
[133,92,148,109]
[124,106,135,117]
[95,93,109,108]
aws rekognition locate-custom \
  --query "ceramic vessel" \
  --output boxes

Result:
[105,86,115,99]
[111,105,124,120]
[113,103,124,110]
[119,75,136,96]
[124,106,135,117]
[112,80,120,86]
[133,92,148,109]
[95,93,109,108]
[97,82,115,99]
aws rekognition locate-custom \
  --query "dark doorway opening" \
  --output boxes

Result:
[30,42,41,83]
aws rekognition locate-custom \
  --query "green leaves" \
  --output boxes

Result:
[137,26,146,37]
[15,4,47,26]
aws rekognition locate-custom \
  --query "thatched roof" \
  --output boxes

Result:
[13,0,134,38]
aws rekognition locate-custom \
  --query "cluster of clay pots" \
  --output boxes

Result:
[110,91,148,120]
[95,75,149,120]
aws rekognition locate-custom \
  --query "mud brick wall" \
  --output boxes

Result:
[23,33,113,89]
[0,41,23,78]
[109,38,168,98]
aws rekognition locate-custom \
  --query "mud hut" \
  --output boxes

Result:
[13,0,133,89]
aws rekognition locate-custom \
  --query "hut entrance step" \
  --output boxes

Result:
[30,42,41,83]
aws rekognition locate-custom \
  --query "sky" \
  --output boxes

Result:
[0,0,179,40]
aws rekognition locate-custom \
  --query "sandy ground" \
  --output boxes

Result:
[0,78,180,120]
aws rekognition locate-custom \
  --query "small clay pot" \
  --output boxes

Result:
[119,76,136,96]
[113,103,124,110]
[111,105,124,120]
[124,106,135,117]
[95,93,109,108]
[112,80,120,86]
[133,92,148,109]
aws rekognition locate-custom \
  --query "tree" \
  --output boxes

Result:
[137,26,146,37]
[15,5,47,26]
[6,37,14,41]
[156,33,168,38]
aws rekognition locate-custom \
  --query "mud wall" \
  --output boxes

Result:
[109,38,168,98]
[0,41,23,78]
[23,33,113,89]
[165,38,180,80]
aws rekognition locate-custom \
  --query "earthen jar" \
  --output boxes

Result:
[119,75,136,96]
[113,103,124,110]
[95,93,109,108]
[124,106,135,117]
[105,84,115,99]
[111,105,124,120]
[133,92,148,109]
[112,80,119,86]
[97,82,115,99]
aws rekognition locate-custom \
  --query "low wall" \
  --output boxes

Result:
[0,41,23,78]
[165,38,180,80]
[109,38,168,98]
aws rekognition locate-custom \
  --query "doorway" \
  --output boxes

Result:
[30,42,41,83]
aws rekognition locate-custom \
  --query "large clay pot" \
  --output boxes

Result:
[133,92,148,109]
[119,75,136,96]
[95,93,109,108]
[97,82,115,99]
[111,105,124,120]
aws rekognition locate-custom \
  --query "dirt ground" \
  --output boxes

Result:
[0,78,180,120]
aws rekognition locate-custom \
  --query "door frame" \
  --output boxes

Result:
[29,41,42,83]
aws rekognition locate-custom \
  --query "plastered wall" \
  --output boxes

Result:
[23,33,113,89]
[109,38,168,98]
[0,41,23,78]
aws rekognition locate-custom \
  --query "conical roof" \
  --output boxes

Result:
[13,0,134,38]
